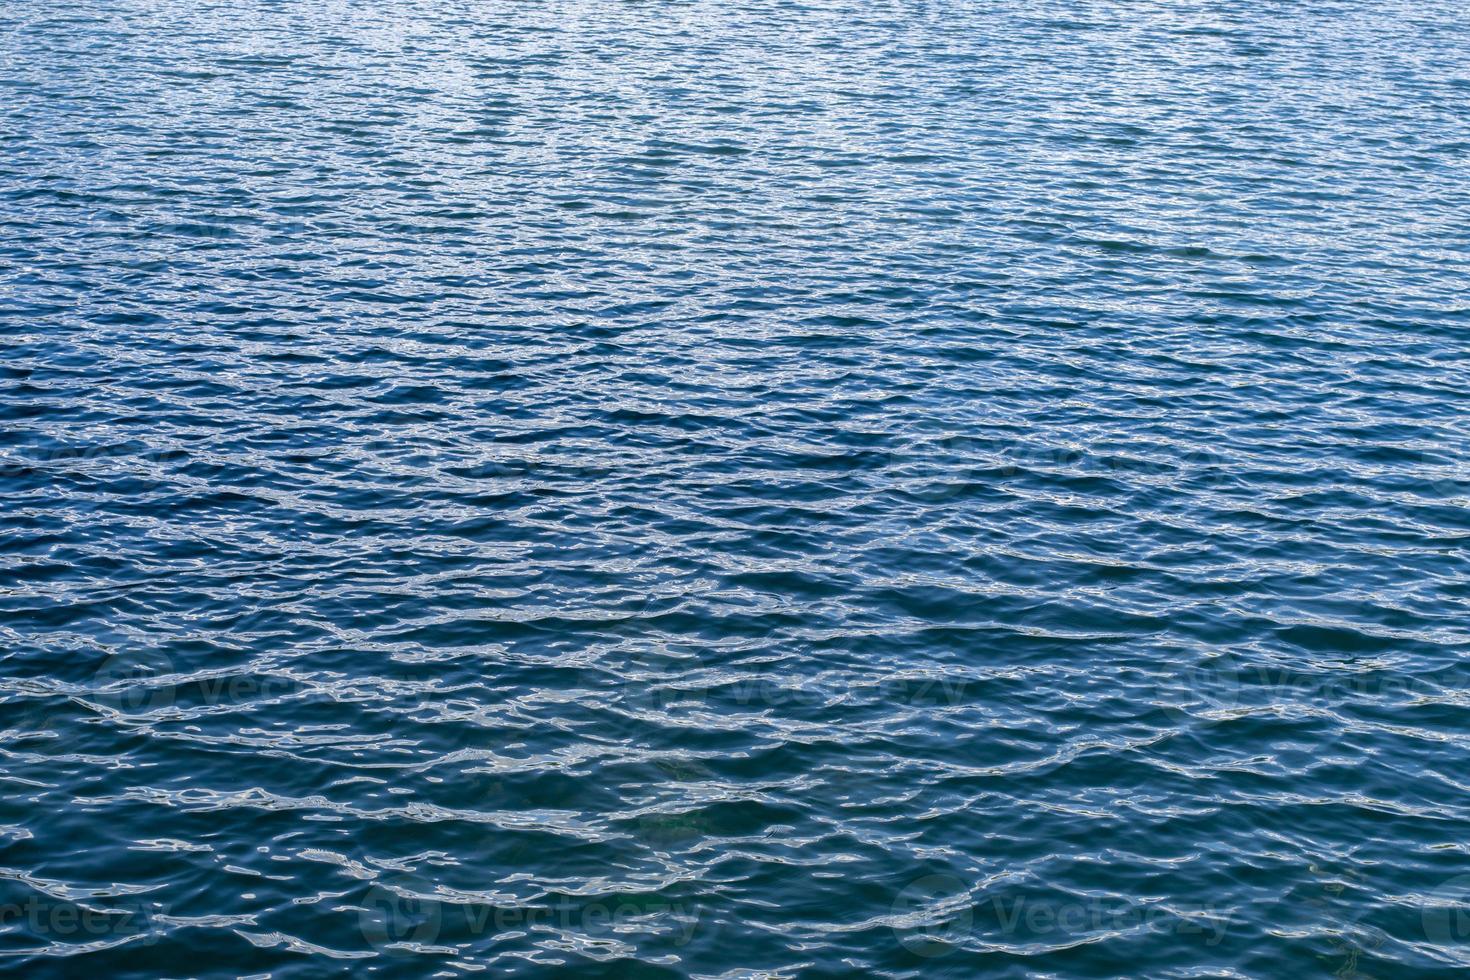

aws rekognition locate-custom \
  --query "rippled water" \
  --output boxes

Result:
[4,0,1470,975]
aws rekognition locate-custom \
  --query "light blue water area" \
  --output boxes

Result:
[3,1,1470,976]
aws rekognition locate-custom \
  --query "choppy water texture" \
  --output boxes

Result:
[3,0,1470,976]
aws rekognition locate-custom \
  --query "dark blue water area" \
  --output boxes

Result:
[3,1,1470,976]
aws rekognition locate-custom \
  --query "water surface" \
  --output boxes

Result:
[3,1,1470,976]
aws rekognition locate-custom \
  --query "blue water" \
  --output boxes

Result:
[4,0,1470,975]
